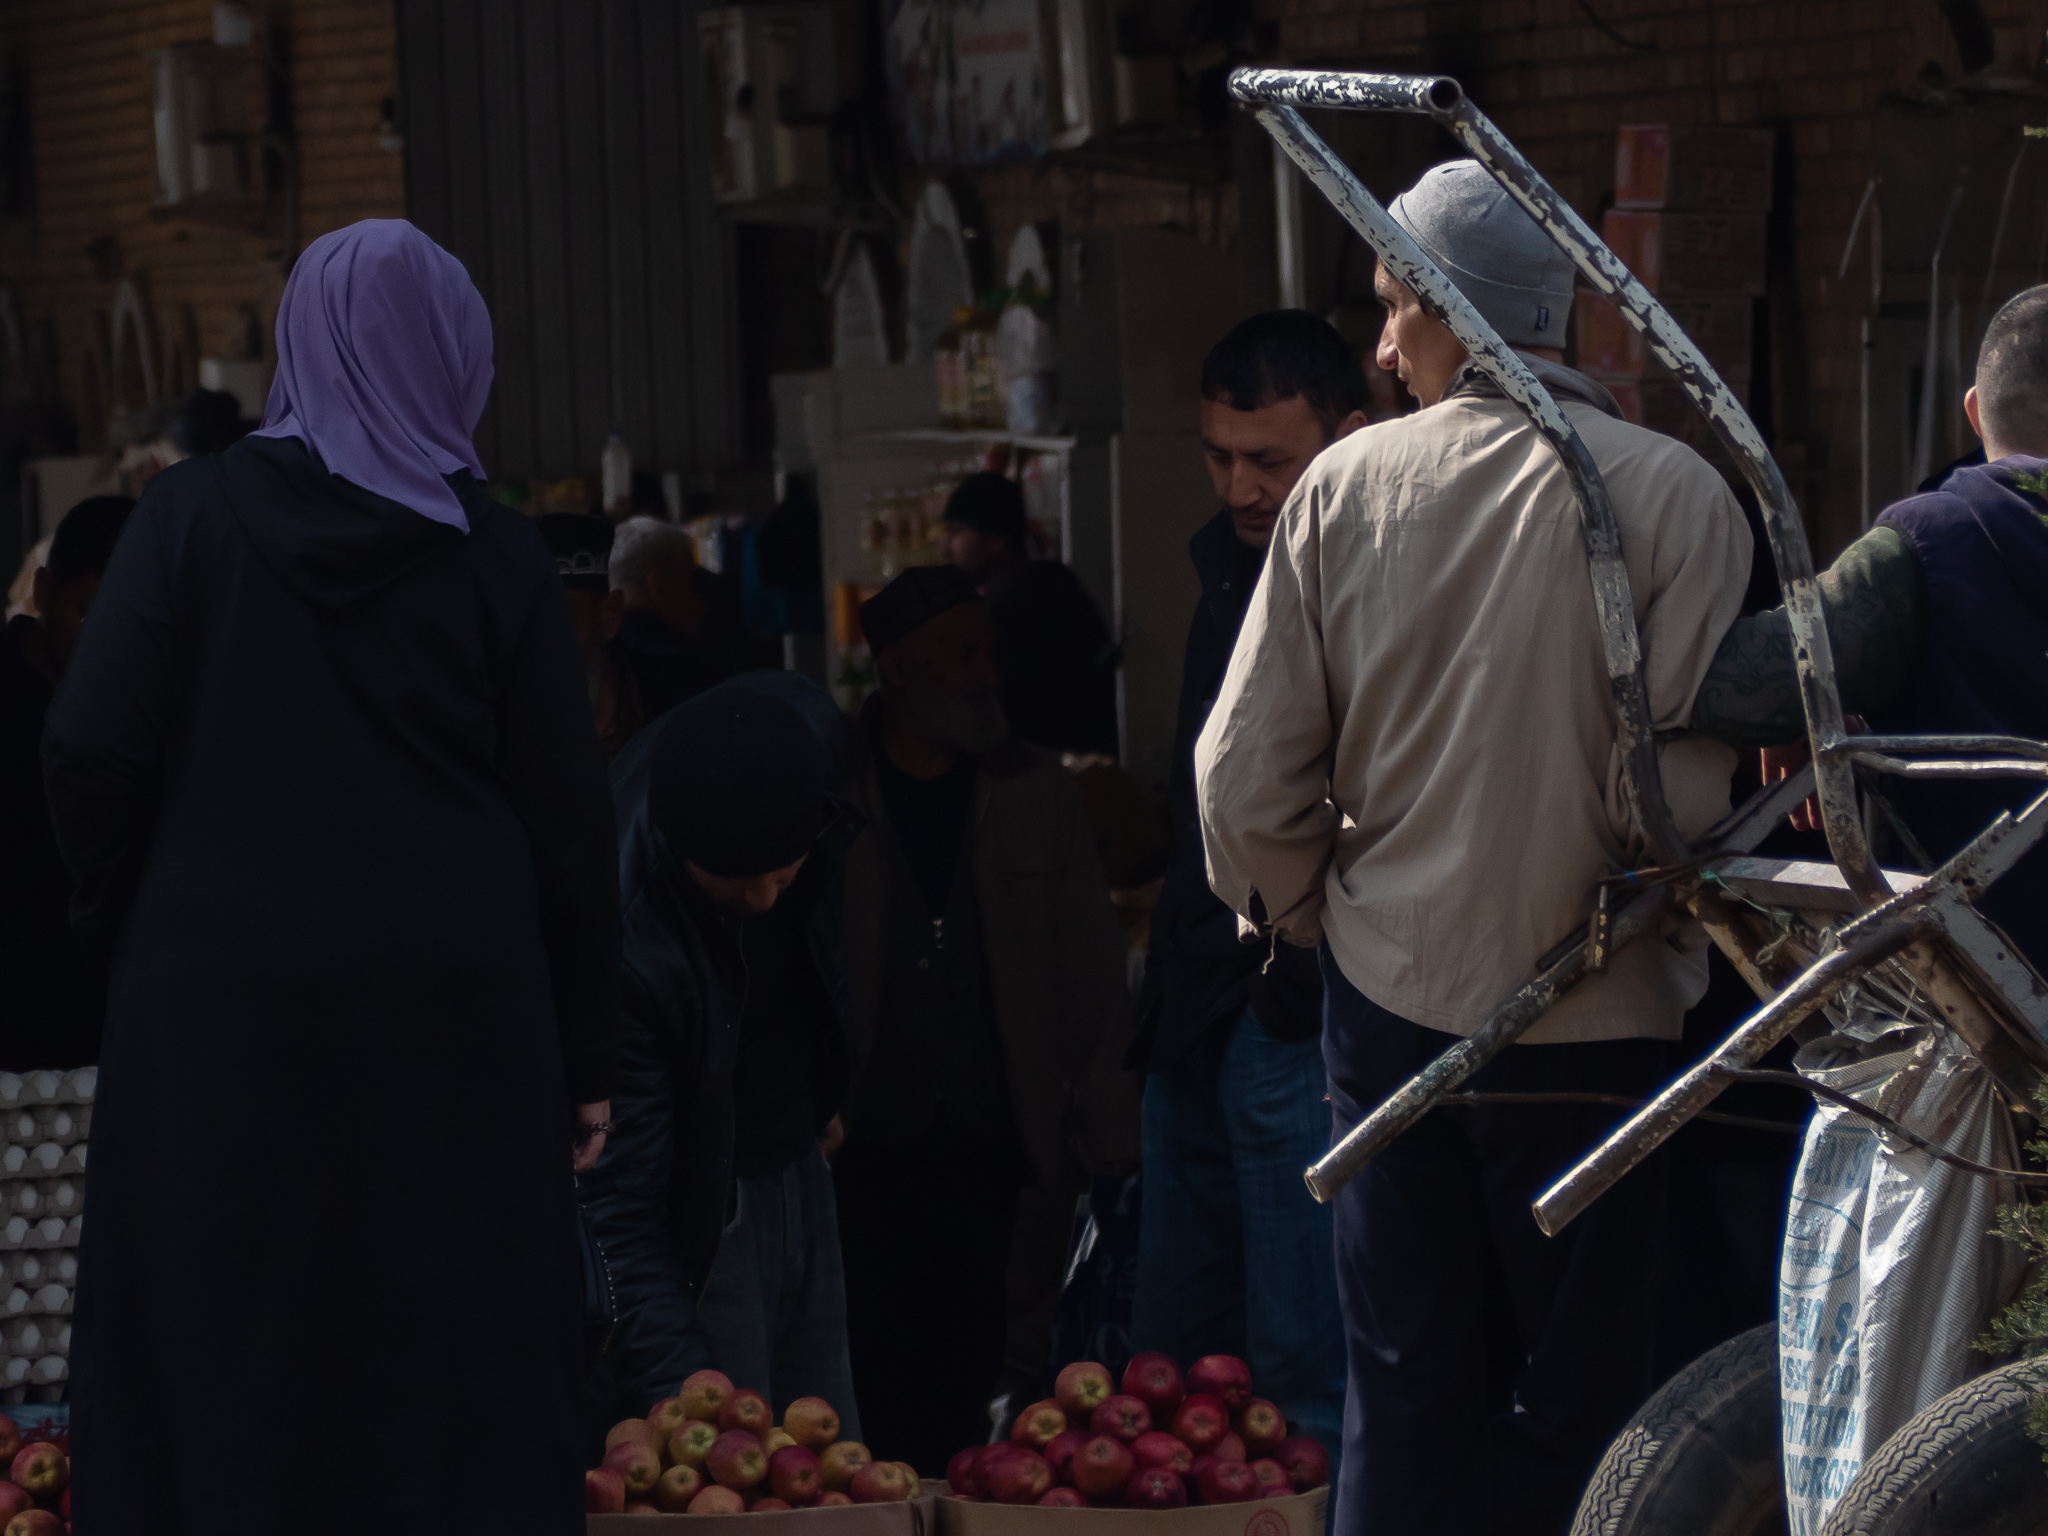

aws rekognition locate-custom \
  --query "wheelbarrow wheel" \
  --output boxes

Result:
[1570,1323,1783,1536]
[1819,1358,2048,1535]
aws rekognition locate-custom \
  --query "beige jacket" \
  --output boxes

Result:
[1194,364,1751,1043]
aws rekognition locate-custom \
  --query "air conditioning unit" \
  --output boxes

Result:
[699,6,840,205]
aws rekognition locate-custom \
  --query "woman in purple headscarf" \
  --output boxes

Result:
[43,221,619,1534]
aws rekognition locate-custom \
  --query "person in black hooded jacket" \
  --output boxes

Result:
[578,670,864,1429]
[41,223,618,1536]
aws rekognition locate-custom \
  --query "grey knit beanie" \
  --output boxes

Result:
[1388,161,1575,350]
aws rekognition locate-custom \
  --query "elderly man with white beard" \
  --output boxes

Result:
[833,564,1139,1477]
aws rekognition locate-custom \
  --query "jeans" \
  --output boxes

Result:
[696,1149,863,1441]
[1322,947,1670,1536]
[1132,1009,1346,1474]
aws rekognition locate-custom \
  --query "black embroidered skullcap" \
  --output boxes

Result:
[857,564,980,653]
[538,512,614,591]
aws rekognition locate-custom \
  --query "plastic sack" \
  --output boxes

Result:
[1777,1022,2028,1534]
[1045,1173,1141,1389]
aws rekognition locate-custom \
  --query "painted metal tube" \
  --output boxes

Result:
[1228,67,1889,909]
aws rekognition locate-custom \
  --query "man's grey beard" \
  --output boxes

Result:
[913,686,1009,756]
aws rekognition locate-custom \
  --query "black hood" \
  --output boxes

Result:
[214,433,476,614]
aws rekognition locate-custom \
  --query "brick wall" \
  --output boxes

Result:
[1254,0,2048,552]
[0,0,403,450]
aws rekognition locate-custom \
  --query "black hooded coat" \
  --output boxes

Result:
[42,434,620,1536]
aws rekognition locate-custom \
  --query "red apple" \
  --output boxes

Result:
[816,1491,853,1508]
[647,1395,691,1443]
[680,1368,735,1422]
[783,1396,841,1449]
[9,1443,66,1498]
[1090,1395,1151,1443]
[973,1442,1020,1490]
[1249,1459,1291,1497]
[820,1440,872,1491]
[1011,1398,1068,1450]
[984,1449,1053,1504]
[1130,1432,1192,1475]
[1043,1429,1086,1483]
[669,1419,719,1469]
[947,1446,985,1496]
[605,1418,661,1455]
[603,1438,663,1498]
[752,1496,793,1511]
[1186,1354,1253,1411]
[1038,1487,1087,1507]
[894,1462,923,1499]
[1237,1399,1286,1455]
[1054,1360,1114,1418]
[656,1463,705,1511]
[850,1461,912,1503]
[1197,1459,1259,1504]
[4,1514,62,1536]
[706,1429,769,1492]
[0,1490,25,1523]
[689,1485,747,1514]
[719,1389,775,1437]
[1170,1394,1228,1451]
[1123,1467,1188,1509]
[627,1505,660,1516]
[768,1445,822,1503]
[1069,1436,1135,1500]
[1275,1435,1331,1491]
[0,1417,18,1462]
[1121,1353,1185,1419]
[586,1468,627,1514]
[1216,1433,1247,1464]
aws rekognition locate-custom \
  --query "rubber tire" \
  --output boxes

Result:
[1820,1359,2048,1536]
[1570,1323,1786,1536]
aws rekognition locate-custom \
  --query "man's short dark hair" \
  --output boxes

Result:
[1976,285,2048,450]
[1200,309,1369,434]
[45,496,137,592]
[942,472,1029,548]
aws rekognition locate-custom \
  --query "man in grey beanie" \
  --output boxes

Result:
[1194,160,1753,1533]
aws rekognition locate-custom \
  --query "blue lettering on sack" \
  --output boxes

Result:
[1536,304,1549,330]
[1780,1399,1859,1449]
[1783,1451,1862,1501]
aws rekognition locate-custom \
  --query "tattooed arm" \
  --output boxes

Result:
[1690,524,1925,746]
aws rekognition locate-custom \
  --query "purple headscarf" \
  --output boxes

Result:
[254,220,493,532]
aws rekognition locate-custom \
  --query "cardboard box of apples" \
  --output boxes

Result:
[588,1370,929,1533]
[936,1354,1329,1535]
[0,1414,70,1535]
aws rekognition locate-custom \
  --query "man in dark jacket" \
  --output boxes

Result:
[941,472,1119,757]
[579,671,863,1426]
[2,495,134,1071]
[835,564,1138,1476]
[1129,312,1366,1466]
[1695,282,2048,947]
[610,515,754,721]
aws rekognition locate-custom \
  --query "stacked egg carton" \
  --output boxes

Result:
[0,1070,92,1405]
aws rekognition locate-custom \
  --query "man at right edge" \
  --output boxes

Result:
[1195,162,1751,1533]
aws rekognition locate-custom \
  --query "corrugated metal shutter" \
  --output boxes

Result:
[395,0,737,481]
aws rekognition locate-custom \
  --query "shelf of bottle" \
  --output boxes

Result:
[853,428,1079,453]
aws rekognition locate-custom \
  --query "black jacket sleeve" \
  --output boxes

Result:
[42,492,180,968]
[495,562,622,1104]
[576,980,712,1415]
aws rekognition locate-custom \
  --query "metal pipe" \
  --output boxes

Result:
[1227,65,1889,907]
[1250,100,1686,869]
[1532,915,1920,1236]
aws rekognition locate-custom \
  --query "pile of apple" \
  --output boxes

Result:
[946,1354,1329,1510]
[0,1415,69,1535]
[590,1370,915,1516]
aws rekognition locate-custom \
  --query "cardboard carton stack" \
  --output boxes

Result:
[0,1070,91,1405]
[1576,125,1774,462]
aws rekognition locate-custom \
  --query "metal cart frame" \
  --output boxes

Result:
[1223,67,2048,1233]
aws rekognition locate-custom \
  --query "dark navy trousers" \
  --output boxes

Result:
[1321,946,1672,1536]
